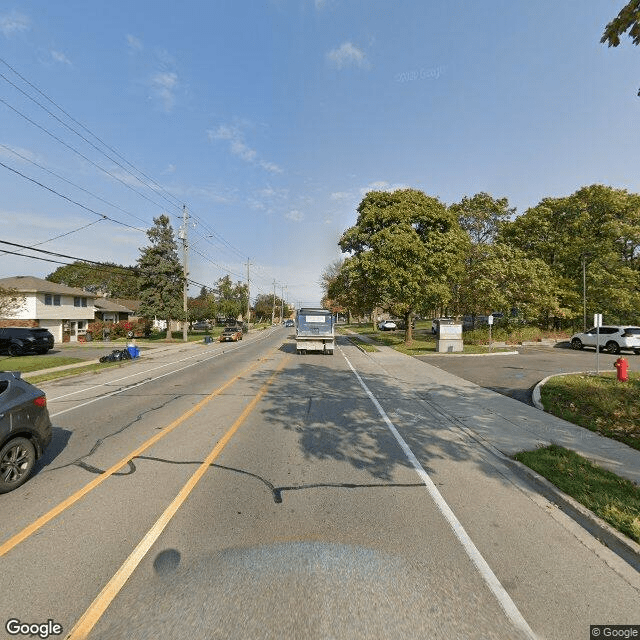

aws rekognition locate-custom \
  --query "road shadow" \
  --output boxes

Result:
[33,425,72,476]
[255,352,515,486]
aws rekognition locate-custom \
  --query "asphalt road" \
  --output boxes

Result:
[416,341,640,405]
[1,329,637,640]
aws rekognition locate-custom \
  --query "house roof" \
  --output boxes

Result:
[94,299,134,313]
[110,298,142,312]
[0,276,98,298]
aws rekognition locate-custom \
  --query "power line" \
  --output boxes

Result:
[0,142,152,224]
[0,95,169,216]
[0,159,147,233]
[0,56,185,212]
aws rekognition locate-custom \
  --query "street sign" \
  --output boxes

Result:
[488,315,494,325]
[594,313,603,328]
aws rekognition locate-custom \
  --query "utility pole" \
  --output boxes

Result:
[180,205,189,342]
[271,279,276,325]
[246,259,251,327]
[280,284,285,321]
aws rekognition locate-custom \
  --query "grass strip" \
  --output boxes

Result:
[540,372,640,451]
[26,361,129,384]
[514,444,640,544]
[348,337,379,352]
[0,355,85,373]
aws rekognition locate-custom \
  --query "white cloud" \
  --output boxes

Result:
[126,34,143,52]
[208,123,282,174]
[50,50,71,65]
[327,42,367,70]
[151,71,178,112]
[359,181,409,196]
[330,191,351,200]
[285,210,304,222]
[162,163,176,174]
[0,11,29,37]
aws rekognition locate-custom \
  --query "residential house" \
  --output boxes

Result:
[0,275,97,343]
[94,298,134,324]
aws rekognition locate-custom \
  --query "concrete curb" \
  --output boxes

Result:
[343,337,640,570]
[532,370,609,411]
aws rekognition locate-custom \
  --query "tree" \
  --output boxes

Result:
[449,192,515,245]
[601,1,640,95]
[601,1,640,47]
[137,215,184,340]
[46,261,140,298]
[0,287,25,317]
[499,185,640,325]
[339,189,467,343]
[216,275,248,321]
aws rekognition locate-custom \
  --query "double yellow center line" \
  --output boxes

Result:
[0,355,280,557]
[65,354,290,639]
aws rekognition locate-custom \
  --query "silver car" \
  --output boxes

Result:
[569,325,640,354]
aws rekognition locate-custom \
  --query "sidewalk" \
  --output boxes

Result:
[23,339,206,379]
[347,336,640,566]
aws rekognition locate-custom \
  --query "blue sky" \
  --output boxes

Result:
[0,1,638,307]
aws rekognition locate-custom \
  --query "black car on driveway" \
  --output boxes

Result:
[0,371,52,493]
[0,327,55,356]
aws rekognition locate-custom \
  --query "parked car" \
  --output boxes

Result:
[219,326,243,342]
[285,319,294,327]
[378,320,397,331]
[0,327,55,356]
[192,321,212,331]
[570,326,640,354]
[0,371,52,493]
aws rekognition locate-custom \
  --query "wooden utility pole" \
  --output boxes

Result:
[181,205,189,342]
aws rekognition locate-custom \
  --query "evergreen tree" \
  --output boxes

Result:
[137,214,184,340]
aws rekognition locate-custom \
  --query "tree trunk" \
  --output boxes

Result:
[404,311,413,344]
[166,319,173,341]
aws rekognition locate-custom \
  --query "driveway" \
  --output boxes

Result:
[414,341,638,405]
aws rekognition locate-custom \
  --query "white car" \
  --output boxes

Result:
[378,320,397,331]
[570,326,640,355]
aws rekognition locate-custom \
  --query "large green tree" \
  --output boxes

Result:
[137,214,184,340]
[449,192,515,245]
[339,189,467,342]
[46,261,140,298]
[0,287,25,317]
[499,185,640,326]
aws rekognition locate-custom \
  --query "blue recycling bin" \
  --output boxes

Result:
[204,336,213,344]
[127,346,140,358]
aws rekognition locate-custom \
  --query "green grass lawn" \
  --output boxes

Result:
[339,323,513,355]
[514,444,640,544]
[0,354,85,373]
[540,372,640,451]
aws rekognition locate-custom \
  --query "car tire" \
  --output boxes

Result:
[605,341,621,355]
[0,437,37,493]
[37,348,50,355]
[570,338,583,350]
[8,343,22,357]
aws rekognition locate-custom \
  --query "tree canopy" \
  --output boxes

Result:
[46,261,140,298]
[339,188,467,342]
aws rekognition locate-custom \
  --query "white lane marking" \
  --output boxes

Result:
[48,330,276,417]
[340,347,538,640]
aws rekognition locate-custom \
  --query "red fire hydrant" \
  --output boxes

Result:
[614,357,629,382]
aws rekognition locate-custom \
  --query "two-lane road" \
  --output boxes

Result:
[1,328,637,639]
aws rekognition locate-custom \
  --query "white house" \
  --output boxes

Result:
[0,276,97,343]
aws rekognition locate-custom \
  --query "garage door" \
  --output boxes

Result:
[38,320,62,343]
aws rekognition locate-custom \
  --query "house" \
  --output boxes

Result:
[0,275,97,343]
[94,298,134,324]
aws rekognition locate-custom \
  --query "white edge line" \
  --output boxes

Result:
[49,329,275,417]
[339,346,539,640]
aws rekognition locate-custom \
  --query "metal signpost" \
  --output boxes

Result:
[488,314,494,352]
[594,313,602,375]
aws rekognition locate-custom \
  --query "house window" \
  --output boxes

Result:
[54,295,60,306]
[45,294,61,306]
[74,297,87,307]
[78,321,84,330]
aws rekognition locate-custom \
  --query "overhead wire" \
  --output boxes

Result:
[0,58,290,296]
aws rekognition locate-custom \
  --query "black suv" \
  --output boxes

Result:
[0,327,55,356]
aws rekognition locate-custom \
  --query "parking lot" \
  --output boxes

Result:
[415,341,639,405]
